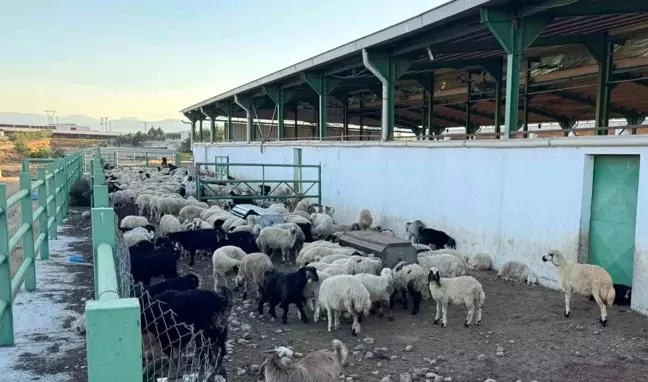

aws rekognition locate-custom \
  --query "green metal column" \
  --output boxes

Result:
[301,72,341,140]
[263,87,295,141]
[227,103,233,142]
[586,33,614,135]
[342,97,349,140]
[523,59,532,137]
[413,72,435,140]
[359,99,364,140]
[0,182,13,346]
[481,9,550,138]
[465,73,473,135]
[234,94,253,143]
[19,172,36,292]
[362,49,414,141]
[190,118,196,146]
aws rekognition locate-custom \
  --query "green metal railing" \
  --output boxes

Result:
[85,148,142,382]
[0,152,83,346]
[195,161,322,204]
[214,155,230,180]
[84,148,182,171]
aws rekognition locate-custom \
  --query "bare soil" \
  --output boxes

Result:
[178,258,648,382]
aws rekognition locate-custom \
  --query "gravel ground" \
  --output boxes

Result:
[176,257,648,382]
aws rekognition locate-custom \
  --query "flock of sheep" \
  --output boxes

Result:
[99,161,626,382]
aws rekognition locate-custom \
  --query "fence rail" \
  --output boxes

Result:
[83,148,183,171]
[85,149,142,382]
[0,152,83,346]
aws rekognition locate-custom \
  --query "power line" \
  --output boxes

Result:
[44,110,57,127]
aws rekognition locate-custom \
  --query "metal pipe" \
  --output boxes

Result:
[234,95,252,143]
[362,49,390,142]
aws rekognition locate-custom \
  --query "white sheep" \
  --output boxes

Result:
[353,268,394,320]
[336,255,383,275]
[293,198,311,213]
[321,266,348,276]
[129,226,154,241]
[427,267,486,327]
[319,254,351,264]
[417,253,467,278]
[392,261,430,315]
[273,222,305,259]
[222,217,245,232]
[124,231,150,247]
[542,249,615,326]
[286,210,311,221]
[301,270,331,313]
[358,209,373,230]
[297,245,358,267]
[497,260,538,285]
[314,274,372,335]
[212,246,246,289]
[310,213,334,240]
[178,205,205,223]
[135,194,152,217]
[256,225,299,263]
[190,218,212,231]
[120,215,149,230]
[268,203,290,214]
[413,243,433,253]
[468,252,492,270]
[235,252,273,300]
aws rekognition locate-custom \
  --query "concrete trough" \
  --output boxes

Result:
[338,230,417,269]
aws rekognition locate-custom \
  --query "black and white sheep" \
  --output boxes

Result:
[260,339,348,382]
[427,267,486,327]
[258,266,320,324]
[391,261,429,315]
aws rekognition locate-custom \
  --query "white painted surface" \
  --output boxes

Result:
[194,141,648,315]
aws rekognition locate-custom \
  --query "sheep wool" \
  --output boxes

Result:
[310,213,334,240]
[542,249,615,326]
[178,205,206,224]
[314,274,372,335]
[235,252,273,301]
[358,209,373,230]
[417,253,467,278]
[120,215,150,230]
[392,261,430,315]
[427,267,486,327]
[468,253,493,270]
[260,339,348,382]
[212,246,246,289]
[256,225,299,263]
[497,260,538,285]
[124,231,151,247]
[353,268,394,320]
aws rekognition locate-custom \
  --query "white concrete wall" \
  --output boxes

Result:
[194,141,648,315]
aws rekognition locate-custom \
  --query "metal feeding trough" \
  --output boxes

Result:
[230,204,283,227]
[338,230,417,269]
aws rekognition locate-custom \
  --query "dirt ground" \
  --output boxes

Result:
[177,257,648,382]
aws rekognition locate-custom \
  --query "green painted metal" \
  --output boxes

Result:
[519,0,648,18]
[465,72,473,134]
[234,94,254,142]
[214,156,230,180]
[589,155,640,287]
[411,72,435,139]
[190,118,196,145]
[301,72,342,139]
[174,152,181,167]
[263,86,296,140]
[85,298,142,382]
[481,9,550,138]
[91,207,115,300]
[585,33,614,135]
[523,59,532,135]
[0,152,82,346]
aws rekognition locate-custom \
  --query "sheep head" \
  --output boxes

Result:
[427,267,442,286]
[300,266,320,284]
[542,249,565,266]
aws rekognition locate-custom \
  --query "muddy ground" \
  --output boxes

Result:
[176,255,648,382]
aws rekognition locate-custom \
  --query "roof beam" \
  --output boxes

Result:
[518,0,648,18]
[392,24,485,56]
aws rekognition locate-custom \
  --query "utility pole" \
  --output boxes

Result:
[44,110,56,128]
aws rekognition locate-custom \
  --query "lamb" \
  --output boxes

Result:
[268,203,290,214]
[212,246,246,289]
[178,205,206,223]
[497,260,539,285]
[124,231,151,248]
[542,249,615,326]
[353,268,394,320]
[391,261,429,315]
[417,253,467,278]
[120,215,151,231]
[130,248,179,286]
[258,266,320,324]
[259,339,348,382]
[427,267,486,327]
[273,223,305,259]
[314,274,372,335]
[310,213,334,240]
[358,209,373,230]
[256,225,299,263]
[235,252,273,300]
[467,252,493,270]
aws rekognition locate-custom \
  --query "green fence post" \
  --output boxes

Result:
[91,208,115,299]
[145,152,149,167]
[21,159,29,174]
[174,152,180,167]
[317,164,322,204]
[113,152,117,167]
[63,158,70,217]
[94,186,109,208]
[47,162,57,240]
[55,159,63,227]
[0,183,13,346]
[19,172,36,292]
[85,298,143,382]
[37,167,49,260]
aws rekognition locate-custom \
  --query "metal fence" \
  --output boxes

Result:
[85,151,142,381]
[0,153,83,346]
[83,148,184,171]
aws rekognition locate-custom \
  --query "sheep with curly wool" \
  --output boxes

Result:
[542,249,615,326]
[427,267,485,327]
[235,252,273,300]
[120,215,150,231]
[497,260,539,285]
[212,246,246,289]
[124,231,151,247]
[391,261,430,315]
[353,268,394,320]
[358,209,373,230]
[178,205,206,224]
[334,255,383,275]
[417,253,467,278]
[468,252,492,270]
[297,244,358,267]
[222,217,246,232]
[129,226,155,241]
[310,213,334,240]
[256,225,299,263]
[259,339,348,382]
[314,274,372,335]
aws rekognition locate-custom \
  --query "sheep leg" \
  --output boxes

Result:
[333,310,341,330]
[409,286,422,315]
[476,299,483,325]
[188,250,196,266]
[401,289,409,310]
[433,301,441,324]
[382,298,393,321]
[268,298,278,319]
[592,292,608,326]
[295,301,309,324]
[280,301,290,325]
[257,293,268,316]
[326,308,333,332]
[314,304,321,323]
[465,301,475,327]
[441,302,448,327]
[564,291,572,318]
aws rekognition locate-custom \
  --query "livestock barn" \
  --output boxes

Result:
[183,0,648,319]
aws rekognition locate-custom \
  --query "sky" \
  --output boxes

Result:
[0,0,449,121]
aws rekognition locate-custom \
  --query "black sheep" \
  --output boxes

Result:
[296,222,313,243]
[130,249,179,285]
[224,231,260,254]
[128,240,155,257]
[168,228,220,266]
[589,283,632,306]
[143,273,200,298]
[141,287,233,368]
[417,227,456,249]
[258,266,319,325]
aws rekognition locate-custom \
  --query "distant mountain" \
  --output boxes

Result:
[0,112,189,133]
